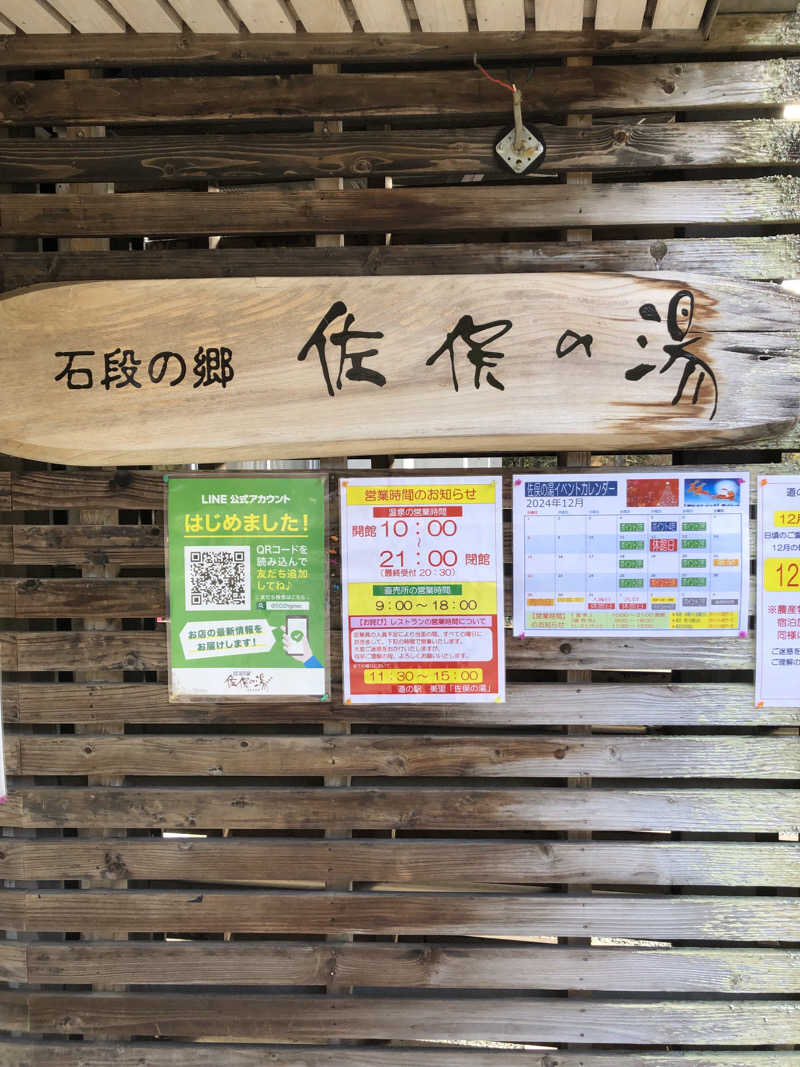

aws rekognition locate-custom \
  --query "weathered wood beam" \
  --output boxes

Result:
[1,785,797,831]
[0,889,796,937]
[4,681,799,726]
[2,835,796,885]
[1,992,798,1043]
[2,178,798,236]
[1,61,796,125]
[8,733,796,778]
[3,119,797,185]
[18,941,800,991]
[2,237,798,292]
[0,14,797,67]
[0,1042,797,1067]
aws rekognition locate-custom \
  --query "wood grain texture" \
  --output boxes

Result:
[7,732,797,778]
[0,14,797,65]
[3,179,799,239]
[1,238,799,298]
[0,627,774,673]
[0,273,797,465]
[21,941,800,991]
[3,120,797,185]
[1,991,797,1043]
[1,1046,799,1067]
[1,786,797,832]
[11,524,163,565]
[1,1043,798,1067]
[2,837,796,886]
[0,889,797,938]
[4,681,799,726]
[1,62,796,125]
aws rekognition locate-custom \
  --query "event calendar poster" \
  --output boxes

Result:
[756,475,800,707]
[513,471,750,638]
[166,475,328,701]
[340,476,505,704]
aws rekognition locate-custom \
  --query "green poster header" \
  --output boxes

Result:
[166,474,328,701]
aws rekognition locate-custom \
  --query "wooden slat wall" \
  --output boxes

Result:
[0,26,798,1066]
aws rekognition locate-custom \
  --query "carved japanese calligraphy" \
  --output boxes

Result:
[0,273,797,464]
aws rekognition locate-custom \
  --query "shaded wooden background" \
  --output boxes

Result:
[0,14,798,1065]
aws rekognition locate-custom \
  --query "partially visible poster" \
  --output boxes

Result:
[166,475,328,700]
[756,475,800,708]
[513,470,750,638]
[341,476,505,703]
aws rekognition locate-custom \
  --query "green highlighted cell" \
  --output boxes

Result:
[681,558,707,568]
[619,577,645,588]
[619,540,645,551]
[681,576,707,587]
[681,539,707,550]
[682,521,707,531]
[619,559,645,569]
[620,522,645,532]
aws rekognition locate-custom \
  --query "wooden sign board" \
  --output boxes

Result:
[0,274,797,464]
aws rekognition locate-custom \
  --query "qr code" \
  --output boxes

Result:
[185,546,251,611]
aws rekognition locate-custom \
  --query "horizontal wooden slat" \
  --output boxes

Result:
[5,578,163,618]
[3,238,799,295]
[11,524,162,564]
[11,468,164,510]
[8,733,797,778]
[2,837,795,887]
[3,178,799,237]
[0,62,796,126]
[0,15,796,67]
[23,941,800,992]
[0,628,764,673]
[3,119,798,185]
[1,1041,798,1067]
[1,992,797,1043]
[5,682,799,726]
[1,889,797,938]
[1,786,796,831]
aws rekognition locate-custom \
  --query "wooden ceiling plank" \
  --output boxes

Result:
[0,14,796,64]
[535,0,583,31]
[475,0,525,29]
[291,0,352,32]
[414,0,470,32]
[352,0,410,32]
[0,0,70,32]
[652,0,706,29]
[0,13,14,32]
[105,0,182,31]
[594,0,646,31]
[228,0,295,32]
[167,0,240,32]
[46,0,126,32]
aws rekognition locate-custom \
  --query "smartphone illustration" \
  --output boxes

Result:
[284,615,309,656]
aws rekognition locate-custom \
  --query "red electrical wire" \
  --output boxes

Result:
[473,53,516,94]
